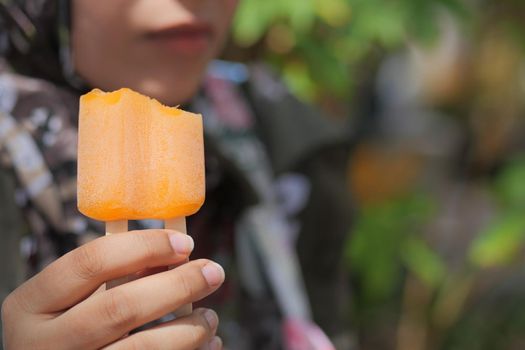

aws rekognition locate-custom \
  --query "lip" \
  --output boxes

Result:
[145,22,214,55]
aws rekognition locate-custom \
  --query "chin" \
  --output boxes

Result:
[138,78,202,106]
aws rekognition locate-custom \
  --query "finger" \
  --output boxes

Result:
[199,336,223,350]
[102,308,219,350]
[15,229,193,313]
[50,259,225,348]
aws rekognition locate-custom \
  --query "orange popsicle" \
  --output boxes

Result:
[77,88,205,221]
[77,88,204,311]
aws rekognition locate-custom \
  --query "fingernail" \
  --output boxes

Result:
[201,262,225,287]
[204,309,219,330]
[169,234,194,255]
[208,336,222,350]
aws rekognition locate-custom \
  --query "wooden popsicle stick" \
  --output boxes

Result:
[165,217,192,317]
[165,217,187,234]
[106,220,129,290]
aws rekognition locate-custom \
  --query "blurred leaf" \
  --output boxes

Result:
[494,156,525,208]
[351,1,407,48]
[282,60,316,101]
[233,0,275,46]
[282,0,316,33]
[437,0,469,19]
[402,237,446,288]
[298,37,349,97]
[469,156,525,268]
[347,194,434,301]
[406,1,440,44]
[469,213,525,268]
[315,0,352,28]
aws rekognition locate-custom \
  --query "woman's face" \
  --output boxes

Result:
[72,0,238,105]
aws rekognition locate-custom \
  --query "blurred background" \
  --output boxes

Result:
[226,0,525,349]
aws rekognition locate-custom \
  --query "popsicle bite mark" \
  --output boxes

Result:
[81,88,123,105]
[77,88,205,222]
[106,220,129,289]
[165,217,192,317]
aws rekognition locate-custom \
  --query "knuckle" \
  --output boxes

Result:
[102,289,139,332]
[71,242,105,280]
[66,314,95,345]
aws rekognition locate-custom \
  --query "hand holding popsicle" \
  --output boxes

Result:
[2,90,222,349]
[1,230,225,349]
[77,88,206,314]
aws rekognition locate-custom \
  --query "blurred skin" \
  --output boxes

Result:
[72,0,239,105]
[2,1,239,349]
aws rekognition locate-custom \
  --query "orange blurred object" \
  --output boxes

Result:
[349,142,422,206]
[77,88,205,221]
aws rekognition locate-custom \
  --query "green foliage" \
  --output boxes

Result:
[469,157,525,268]
[402,237,446,289]
[347,154,525,347]
[443,292,525,350]
[469,213,525,268]
[232,0,466,102]
[494,156,525,208]
[347,194,435,301]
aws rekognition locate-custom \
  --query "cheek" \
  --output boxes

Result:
[225,0,239,22]
[72,1,129,64]
[226,0,239,12]
[215,0,238,36]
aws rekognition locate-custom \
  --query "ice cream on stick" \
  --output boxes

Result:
[78,88,205,221]
[77,88,205,315]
